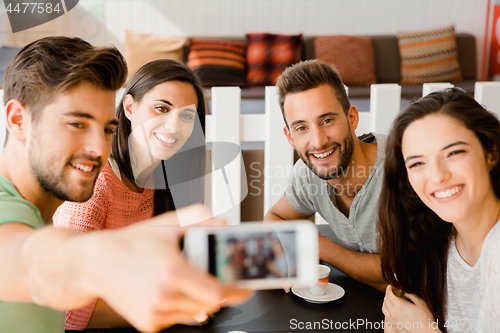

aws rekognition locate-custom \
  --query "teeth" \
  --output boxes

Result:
[313,148,334,159]
[154,133,176,144]
[72,163,94,173]
[434,185,462,199]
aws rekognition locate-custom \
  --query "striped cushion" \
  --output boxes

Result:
[246,33,302,86]
[187,38,247,87]
[314,35,376,86]
[397,25,462,84]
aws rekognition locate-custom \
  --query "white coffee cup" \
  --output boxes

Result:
[309,264,331,296]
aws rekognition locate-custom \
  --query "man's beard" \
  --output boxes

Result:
[27,131,101,202]
[299,129,354,180]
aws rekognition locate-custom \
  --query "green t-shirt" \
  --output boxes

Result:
[0,175,65,333]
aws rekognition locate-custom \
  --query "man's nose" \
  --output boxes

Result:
[86,129,110,159]
[310,127,328,149]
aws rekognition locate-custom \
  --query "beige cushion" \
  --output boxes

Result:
[397,25,462,84]
[125,31,186,80]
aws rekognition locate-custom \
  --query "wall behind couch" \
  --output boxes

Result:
[0,0,488,79]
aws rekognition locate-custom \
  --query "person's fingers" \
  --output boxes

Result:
[402,292,421,306]
[382,300,391,319]
[135,311,211,332]
[170,264,225,306]
[218,285,254,307]
[176,204,224,228]
[384,285,396,304]
[147,204,221,229]
[385,285,406,304]
[192,312,210,325]
[284,287,290,293]
[165,252,253,309]
[153,293,219,316]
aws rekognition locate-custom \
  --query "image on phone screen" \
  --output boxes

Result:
[209,231,297,282]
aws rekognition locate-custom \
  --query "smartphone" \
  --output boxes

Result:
[184,221,318,289]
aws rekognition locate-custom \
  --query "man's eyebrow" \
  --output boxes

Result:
[63,112,118,126]
[290,119,306,128]
[289,112,339,129]
[63,112,95,120]
[404,141,470,164]
[318,112,339,119]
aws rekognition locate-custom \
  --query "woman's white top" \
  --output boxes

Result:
[446,221,500,332]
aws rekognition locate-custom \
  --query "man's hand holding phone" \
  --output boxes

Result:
[184,221,319,290]
[82,204,253,332]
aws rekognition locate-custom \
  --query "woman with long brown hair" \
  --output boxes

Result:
[379,88,500,332]
[53,58,207,329]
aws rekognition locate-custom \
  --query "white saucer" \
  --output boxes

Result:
[292,283,345,304]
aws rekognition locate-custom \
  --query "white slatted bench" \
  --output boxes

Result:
[2,82,500,224]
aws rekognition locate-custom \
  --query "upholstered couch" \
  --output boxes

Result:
[194,33,477,102]
[198,33,477,221]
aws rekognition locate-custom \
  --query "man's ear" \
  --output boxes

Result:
[122,94,135,121]
[347,105,359,132]
[5,99,29,142]
[283,126,295,148]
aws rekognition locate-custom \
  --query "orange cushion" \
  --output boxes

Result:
[397,25,462,84]
[314,35,376,86]
[246,33,302,86]
[187,38,247,86]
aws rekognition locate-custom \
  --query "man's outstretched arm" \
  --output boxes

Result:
[0,205,252,332]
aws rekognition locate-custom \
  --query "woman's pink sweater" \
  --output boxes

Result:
[53,163,155,330]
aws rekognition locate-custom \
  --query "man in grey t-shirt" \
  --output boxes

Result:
[264,60,387,291]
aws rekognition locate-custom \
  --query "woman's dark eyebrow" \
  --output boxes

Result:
[404,141,470,164]
[441,141,469,151]
[405,155,422,164]
[155,99,173,106]
[155,100,196,113]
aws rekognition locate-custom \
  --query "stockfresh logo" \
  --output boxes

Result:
[4,0,79,33]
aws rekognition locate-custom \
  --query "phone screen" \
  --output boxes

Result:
[208,231,297,282]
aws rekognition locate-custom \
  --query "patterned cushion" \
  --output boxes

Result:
[397,25,462,83]
[314,35,376,86]
[246,33,302,86]
[125,31,186,81]
[187,38,247,87]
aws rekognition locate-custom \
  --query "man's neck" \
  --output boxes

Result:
[326,137,378,199]
[0,146,62,223]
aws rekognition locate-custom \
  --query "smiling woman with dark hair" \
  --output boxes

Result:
[379,88,500,332]
[53,59,207,330]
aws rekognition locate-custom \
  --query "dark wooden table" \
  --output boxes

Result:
[74,226,385,333]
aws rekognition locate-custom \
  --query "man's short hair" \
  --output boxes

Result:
[276,60,351,127]
[3,36,127,124]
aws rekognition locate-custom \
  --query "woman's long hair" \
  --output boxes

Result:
[379,88,500,331]
[111,59,207,216]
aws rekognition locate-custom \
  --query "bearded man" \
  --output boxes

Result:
[265,60,387,291]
